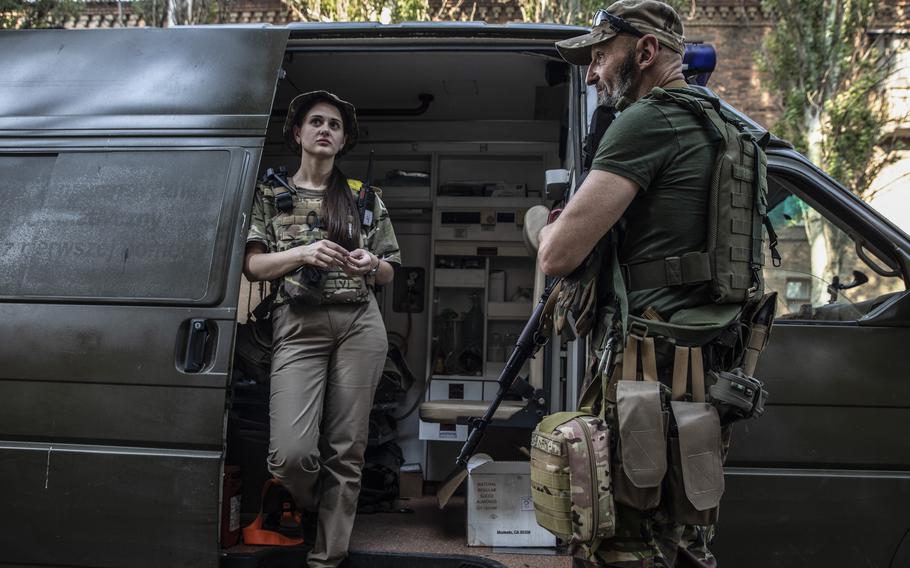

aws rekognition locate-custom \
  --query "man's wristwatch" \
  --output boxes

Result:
[368,254,380,275]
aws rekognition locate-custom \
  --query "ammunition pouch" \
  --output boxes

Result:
[666,401,724,524]
[612,378,668,511]
[595,322,737,523]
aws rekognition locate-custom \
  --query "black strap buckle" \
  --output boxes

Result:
[263,167,297,214]
[275,192,294,214]
[762,216,782,267]
[305,210,321,229]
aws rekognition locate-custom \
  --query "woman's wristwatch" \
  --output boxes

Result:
[368,254,380,275]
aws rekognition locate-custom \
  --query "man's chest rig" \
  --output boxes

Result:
[529,90,776,557]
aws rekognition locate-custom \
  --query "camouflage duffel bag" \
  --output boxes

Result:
[530,412,615,554]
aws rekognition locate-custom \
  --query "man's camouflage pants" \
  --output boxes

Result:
[573,504,718,568]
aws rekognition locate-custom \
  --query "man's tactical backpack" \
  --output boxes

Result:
[620,87,779,307]
[531,87,776,556]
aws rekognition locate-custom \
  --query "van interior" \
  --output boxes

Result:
[227,47,577,531]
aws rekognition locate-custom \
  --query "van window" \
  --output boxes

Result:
[0,150,231,301]
[763,192,905,321]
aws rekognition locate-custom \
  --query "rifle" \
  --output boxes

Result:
[436,279,560,509]
[582,105,616,173]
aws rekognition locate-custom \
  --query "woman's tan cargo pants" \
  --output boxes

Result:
[268,298,387,568]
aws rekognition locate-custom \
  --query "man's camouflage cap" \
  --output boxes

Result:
[283,90,359,156]
[556,0,685,65]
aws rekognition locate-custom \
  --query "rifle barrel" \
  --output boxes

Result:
[452,281,557,466]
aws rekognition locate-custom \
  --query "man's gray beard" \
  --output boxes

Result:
[598,49,638,107]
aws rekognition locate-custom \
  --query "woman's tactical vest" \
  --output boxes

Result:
[257,171,379,306]
[531,88,776,555]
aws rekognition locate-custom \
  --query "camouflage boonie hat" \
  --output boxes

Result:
[556,0,686,65]
[283,90,359,156]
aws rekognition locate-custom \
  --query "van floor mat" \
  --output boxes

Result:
[221,548,508,568]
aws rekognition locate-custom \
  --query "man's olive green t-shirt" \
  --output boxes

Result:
[591,88,721,320]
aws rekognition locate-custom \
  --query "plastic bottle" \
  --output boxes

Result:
[462,293,484,352]
[489,332,504,363]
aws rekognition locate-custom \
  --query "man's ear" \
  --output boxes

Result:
[637,35,661,69]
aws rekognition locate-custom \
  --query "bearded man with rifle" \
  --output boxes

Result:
[441,2,776,567]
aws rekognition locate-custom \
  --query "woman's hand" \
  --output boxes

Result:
[343,248,377,276]
[299,240,349,270]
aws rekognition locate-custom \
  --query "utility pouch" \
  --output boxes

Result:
[530,412,615,554]
[282,265,328,306]
[708,368,768,425]
[667,401,724,524]
[612,333,667,511]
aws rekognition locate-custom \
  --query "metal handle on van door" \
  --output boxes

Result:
[184,318,210,373]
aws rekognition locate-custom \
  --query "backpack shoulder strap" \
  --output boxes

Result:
[650,86,730,140]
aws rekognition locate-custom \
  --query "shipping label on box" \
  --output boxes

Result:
[418,420,467,441]
[466,454,557,548]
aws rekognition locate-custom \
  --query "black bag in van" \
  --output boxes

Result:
[233,288,275,384]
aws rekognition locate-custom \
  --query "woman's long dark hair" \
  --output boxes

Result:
[323,165,360,252]
[294,100,360,252]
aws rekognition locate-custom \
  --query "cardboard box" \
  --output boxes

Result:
[399,463,424,499]
[466,454,557,548]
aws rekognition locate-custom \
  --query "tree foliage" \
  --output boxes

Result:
[283,0,692,25]
[759,0,897,200]
[285,0,478,23]
[759,0,899,304]
[0,0,83,28]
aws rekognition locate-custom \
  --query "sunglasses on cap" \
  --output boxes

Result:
[592,9,646,38]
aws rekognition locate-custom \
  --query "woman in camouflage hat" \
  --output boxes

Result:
[244,91,401,568]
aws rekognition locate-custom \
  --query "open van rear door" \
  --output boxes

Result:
[0,28,288,567]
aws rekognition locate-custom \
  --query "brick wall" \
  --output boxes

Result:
[680,2,775,129]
